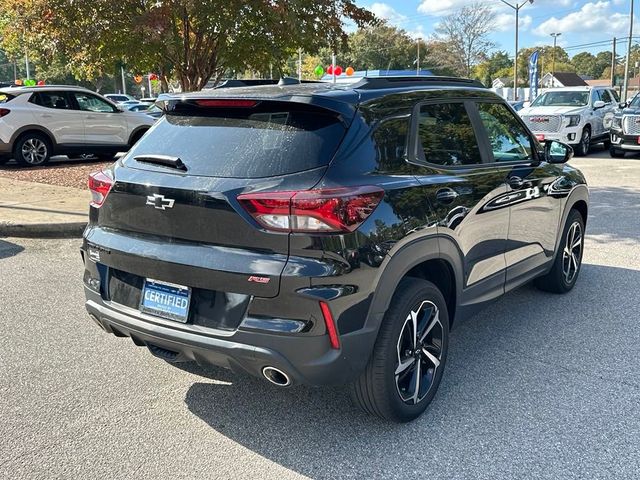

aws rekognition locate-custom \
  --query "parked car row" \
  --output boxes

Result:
[514,85,640,158]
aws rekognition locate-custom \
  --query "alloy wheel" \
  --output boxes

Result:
[395,300,443,405]
[562,221,583,284]
[21,138,48,165]
[580,130,590,155]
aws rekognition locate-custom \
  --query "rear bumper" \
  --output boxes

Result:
[84,286,378,386]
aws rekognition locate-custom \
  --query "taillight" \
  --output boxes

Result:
[88,170,113,207]
[0,108,10,117]
[237,186,384,233]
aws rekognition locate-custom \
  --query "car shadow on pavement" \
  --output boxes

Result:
[0,239,25,259]
[586,186,640,244]
[184,263,640,479]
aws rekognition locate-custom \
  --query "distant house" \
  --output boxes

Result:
[492,77,512,89]
[540,72,588,88]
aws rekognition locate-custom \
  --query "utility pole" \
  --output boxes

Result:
[25,52,30,80]
[120,65,126,95]
[416,38,421,75]
[332,53,337,84]
[612,37,617,88]
[550,32,561,76]
[298,48,302,81]
[500,0,535,101]
[622,0,634,102]
[148,75,152,97]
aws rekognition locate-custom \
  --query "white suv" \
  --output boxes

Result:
[519,86,619,156]
[0,86,155,166]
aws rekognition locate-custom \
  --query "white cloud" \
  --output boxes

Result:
[534,1,630,36]
[369,2,408,24]
[417,0,475,16]
[495,13,532,32]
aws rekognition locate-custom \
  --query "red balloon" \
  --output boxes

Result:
[37,80,45,86]
[149,73,158,81]
[326,65,333,75]
[334,66,343,76]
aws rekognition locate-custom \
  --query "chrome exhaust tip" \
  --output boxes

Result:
[262,366,291,387]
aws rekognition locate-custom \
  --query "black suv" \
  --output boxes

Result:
[82,77,588,422]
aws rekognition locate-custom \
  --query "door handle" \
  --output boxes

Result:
[86,115,96,119]
[40,114,52,118]
[508,176,524,189]
[436,188,458,204]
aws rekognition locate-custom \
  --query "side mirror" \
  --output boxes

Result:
[593,100,606,109]
[619,102,629,109]
[545,140,573,164]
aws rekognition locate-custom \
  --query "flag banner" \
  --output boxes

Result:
[529,51,539,100]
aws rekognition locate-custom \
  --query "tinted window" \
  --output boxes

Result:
[30,91,72,109]
[600,90,612,103]
[74,93,117,112]
[417,103,481,166]
[373,115,411,173]
[477,103,533,162]
[125,102,346,178]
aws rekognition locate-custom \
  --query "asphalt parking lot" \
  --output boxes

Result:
[1,147,639,479]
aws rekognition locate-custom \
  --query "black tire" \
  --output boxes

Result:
[534,209,585,294]
[573,127,591,157]
[0,156,9,165]
[350,278,449,422]
[129,129,148,147]
[603,138,612,150]
[14,133,51,166]
[609,147,625,158]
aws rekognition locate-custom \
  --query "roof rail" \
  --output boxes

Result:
[351,76,485,90]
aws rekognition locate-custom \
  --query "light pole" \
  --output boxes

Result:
[550,32,561,78]
[500,0,534,100]
[622,0,634,102]
[416,37,421,75]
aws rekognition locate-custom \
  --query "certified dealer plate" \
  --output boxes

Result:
[140,279,191,323]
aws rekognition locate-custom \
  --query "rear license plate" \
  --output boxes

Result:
[140,279,191,323]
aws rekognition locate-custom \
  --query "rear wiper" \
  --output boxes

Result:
[133,154,187,171]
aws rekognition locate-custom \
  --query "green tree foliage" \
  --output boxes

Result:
[0,0,376,91]
[340,22,422,72]
[473,51,513,86]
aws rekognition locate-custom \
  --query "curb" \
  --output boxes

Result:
[0,221,87,238]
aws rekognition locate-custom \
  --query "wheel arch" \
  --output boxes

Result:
[128,126,149,147]
[553,185,589,257]
[366,236,464,334]
[10,125,57,151]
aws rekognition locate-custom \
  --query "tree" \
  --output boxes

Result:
[517,46,570,85]
[571,52,597,77]
[0,0,377,91]
[429,2,495,77]
[474,50,513,86]
[340,22,422,72]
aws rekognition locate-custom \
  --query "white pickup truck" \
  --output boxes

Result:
[519,86,619,156]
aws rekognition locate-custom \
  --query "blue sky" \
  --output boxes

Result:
[354,1,637,58]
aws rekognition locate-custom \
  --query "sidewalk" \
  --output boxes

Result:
[0,176,89,237]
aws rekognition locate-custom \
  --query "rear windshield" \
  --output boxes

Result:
[124,101,346,178]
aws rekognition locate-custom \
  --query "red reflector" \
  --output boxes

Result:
[535,134,545,141]
[237,186,384,233]
[0,108,10,117]
[88,170,114,208]
[319,301,340,350]
[195,99,258,108]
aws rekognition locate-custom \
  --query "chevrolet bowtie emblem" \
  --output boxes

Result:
[146,194,175,210]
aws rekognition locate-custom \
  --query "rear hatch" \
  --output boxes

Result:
[87,97,349,299]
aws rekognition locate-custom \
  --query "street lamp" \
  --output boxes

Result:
[550,32,561,78]
[500,0,534,100]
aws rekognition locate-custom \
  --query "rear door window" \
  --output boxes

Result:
[125,101,346,178]
[29,91,73,109]
[416,102,482,166]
